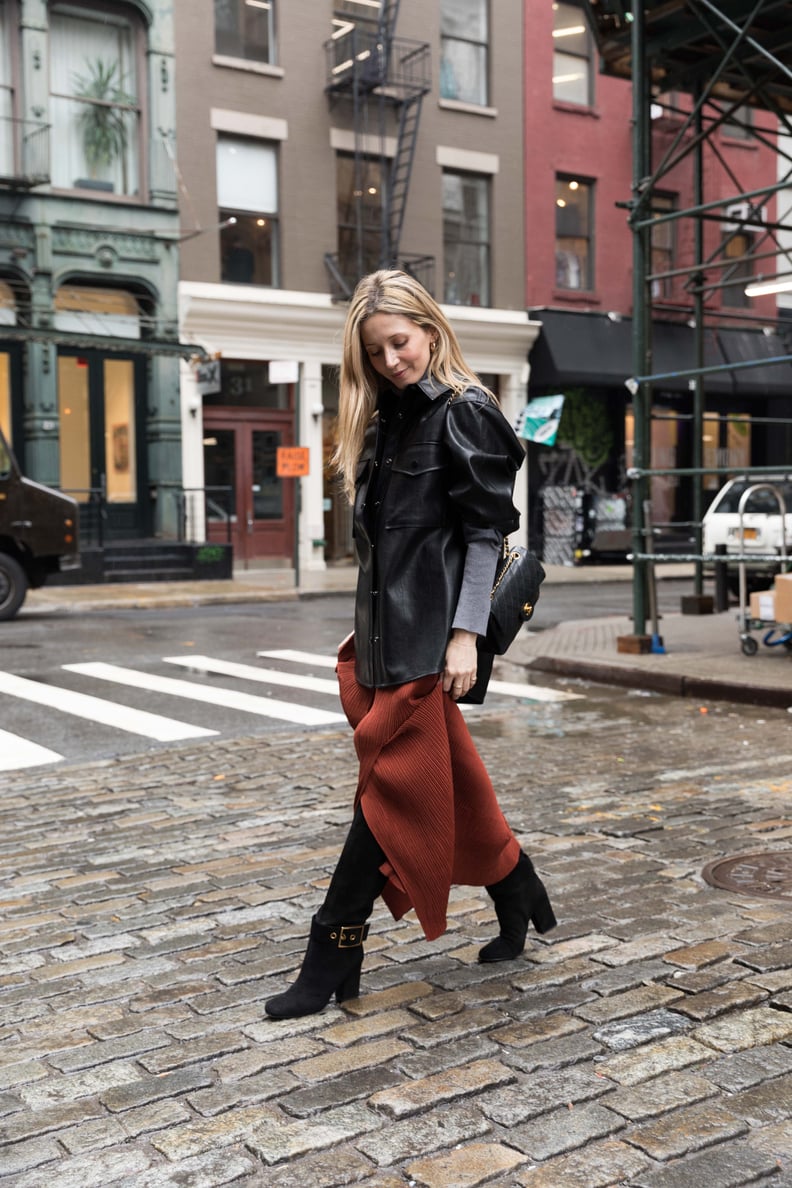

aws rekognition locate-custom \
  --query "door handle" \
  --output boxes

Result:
[247,514,253,531]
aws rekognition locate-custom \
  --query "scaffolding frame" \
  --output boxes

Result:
[586,0,792,633]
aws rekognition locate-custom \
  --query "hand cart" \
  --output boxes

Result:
[737,482,792,656]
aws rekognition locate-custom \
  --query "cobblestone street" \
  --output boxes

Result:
[2,690,792,1186]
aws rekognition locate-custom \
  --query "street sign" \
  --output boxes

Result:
[276,446,310,477]
[194,359,221,396]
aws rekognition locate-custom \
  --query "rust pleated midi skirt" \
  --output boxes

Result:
[336,636,520,941]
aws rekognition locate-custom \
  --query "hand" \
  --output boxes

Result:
[442,629,478,700]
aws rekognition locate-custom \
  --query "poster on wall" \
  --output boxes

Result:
[516,394,565,446]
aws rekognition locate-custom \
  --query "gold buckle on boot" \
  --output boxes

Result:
[334,923,370,948]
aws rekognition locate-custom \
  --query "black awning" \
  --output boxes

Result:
[0,325,208,361]
[528,309,792,397]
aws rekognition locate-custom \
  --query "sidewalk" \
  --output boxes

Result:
[26,561,792,709]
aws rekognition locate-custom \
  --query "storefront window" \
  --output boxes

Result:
[104,359,136,503]
[58,355,91,500]
[204,359,290,409]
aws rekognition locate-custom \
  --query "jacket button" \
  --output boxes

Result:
[385,457,393,465]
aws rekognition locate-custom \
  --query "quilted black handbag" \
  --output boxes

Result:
[482,538,546,654]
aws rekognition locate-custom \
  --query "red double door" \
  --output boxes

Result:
[203,409,295,565]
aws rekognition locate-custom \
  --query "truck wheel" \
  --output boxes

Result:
[0,554,28,621]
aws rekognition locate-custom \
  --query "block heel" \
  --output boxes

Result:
[478,851,557,963]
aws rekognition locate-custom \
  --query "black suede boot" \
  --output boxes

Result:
[264,916,370,1018]
[478,851,557,963]
[265,809,387,1020]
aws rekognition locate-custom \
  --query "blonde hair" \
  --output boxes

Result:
[332,269,492,502]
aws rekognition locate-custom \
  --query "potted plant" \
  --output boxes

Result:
[72,58,135,192]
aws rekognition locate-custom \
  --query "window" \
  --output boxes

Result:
[217,136,278,286]
[443,171,490,306]
[650,194,676,299]
[552,1,592,106]
[721,231,753,308]
[49,5,141,196]
[336,153,384,286]
[214,0,275,65]
[555,176,592,290]
[724,103,753,140]
[440,0,488,106]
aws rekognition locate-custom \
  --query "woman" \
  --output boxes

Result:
[265,270,556,1020]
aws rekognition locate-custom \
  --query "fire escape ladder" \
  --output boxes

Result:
[386,92,423,263]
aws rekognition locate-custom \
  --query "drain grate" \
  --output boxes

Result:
[702,851,792,901]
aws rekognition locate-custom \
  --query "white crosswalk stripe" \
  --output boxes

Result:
[163,655,341,696]
[0,729,63,771]
[63,662,346,726]
[0,671,216,743]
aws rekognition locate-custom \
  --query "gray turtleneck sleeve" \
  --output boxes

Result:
[451,527,502,637]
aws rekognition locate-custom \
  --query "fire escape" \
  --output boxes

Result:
[324,1,431,300]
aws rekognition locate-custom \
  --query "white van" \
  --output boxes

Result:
[702,475,792,592]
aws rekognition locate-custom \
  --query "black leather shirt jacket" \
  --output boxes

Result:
[352,374,525,687]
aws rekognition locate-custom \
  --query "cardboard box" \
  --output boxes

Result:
[773,572,792,622]
[750,589,775,621]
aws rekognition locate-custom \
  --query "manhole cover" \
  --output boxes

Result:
[702,851,792,901]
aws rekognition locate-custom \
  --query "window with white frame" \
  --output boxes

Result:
[217,135,279,285]
[49,4,141,196]
[443,171,490,306]
[552,1,592,106]
[440,0,488,107]
[214,0,275,64]
[555,176,593,290]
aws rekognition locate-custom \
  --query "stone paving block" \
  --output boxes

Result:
[316,979,435,1017]
[671,980,769,1021]
[102,1148,262,1187]
[395,1033,500,1080]
[489,1012,586,1048]
[187,1066,299,1115]
[150,1103,279,1160]
[0,1096,105,1144]
[0,1135,63,1178]
[405,1140,527,1188]
[593,1008,692,1052]
[253,1145,391,1188]
[18,1059,143,1109]
[591,933,684,968]
[119,1097,192,1137]
[574,982,683,1025]
[407,981,511,1021]
[479,1065,612,1125]
[663,940,740,968]
[596,1036,715,1086]
[397,1005,516,1050]
[628,1141,782,1187]
[279,1063,403,1118]
[727,1073,792,1127]
[290,1037,411,1084]
[164,1002,264,1041]
[581,960,671,997]
[137,1032,250,1074]
[369,1058,515,1119]
[695,1006,792,1053]
[505,1030,604,1074]
[245,1101,381,1166]
[58,1114,129,1153]
[46,1029,171,1073]
[8,1145,153,1188]
[509,1101,625,1161]
[625,1099,749,1160]
[704,1042,792,1092]
[512,1138,650,1187]
[747,1119,792,1164]
[735,942,792,973]
[604,1070,718,1121]
[510,956,596,992]
[0,1060,48,1091]
[499,982,594,1020]
[318,1008,420,1048]
[99,1066,214,1112]
[524,933,619,965]
[355,1102,490,1167]
[213,1036,325,1080]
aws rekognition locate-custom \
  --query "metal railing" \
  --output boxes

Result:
[325,28,431,100]
[0,117,49,186]
[61,484,233,549]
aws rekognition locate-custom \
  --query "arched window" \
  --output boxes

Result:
[49,2,143,196]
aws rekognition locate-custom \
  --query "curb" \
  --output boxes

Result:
[529,654,792,709]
